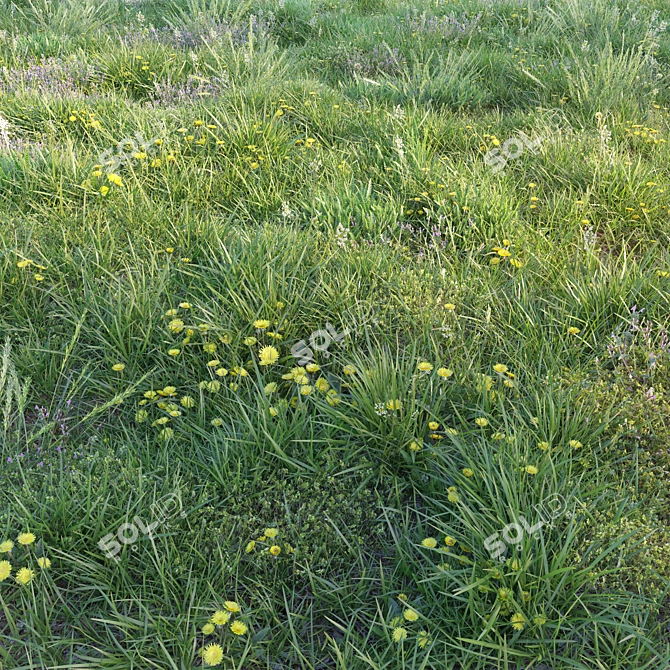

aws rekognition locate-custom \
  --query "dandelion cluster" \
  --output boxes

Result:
[244,526,294,558]
[0,532,50,587]
[199,600,250,666]
[388,595,431,648]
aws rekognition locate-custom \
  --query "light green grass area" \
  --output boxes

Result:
[1,0,670,667]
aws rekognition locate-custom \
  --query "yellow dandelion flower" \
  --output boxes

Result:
[17,533,36,546]
[178,302,191,309]
[392,627,408,642]
[315,378,329,392]
[245,541,256,553]
[168,348,180,357]
[202,623,215,635]
[0,540,14,553]
[525,465,538,475]
[112,363,125,372]
[269,406,278,417]
[211,418,223,427]
[224,601,241,613]
[107,173,122,186]
[421,537,437,548]
[264,382,277,394]
[418,630,430,648]
[428,421,439,430]
[417,361,433,373]
[569,440,583,449]
[254,319,271,329]
[202,643,224,666]
[203,342,217,353]
[444,303,456,311]
[16,567,34,585]
[181,396,195,408]
[37,557,51,569]
[269,545,281,556]
[210,610,230,625]
[444,535,456,547]
[306,363,320,372]
[0,560,11,581]
[437,367,453,378]
[475,417,488,427]
[567,326,580,335]
[403,609,419,622]
[265,528,279,538]
[510,613,525,630]
[462,467,474,477]
[294,371,309,385]
[343,365,356,375]
[230,620,248,635]
[300,385,313,395]
[259,346,279,366]
[493,364,508,374]
[243,337,257,346]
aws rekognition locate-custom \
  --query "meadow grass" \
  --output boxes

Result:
[1,0,670,667]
